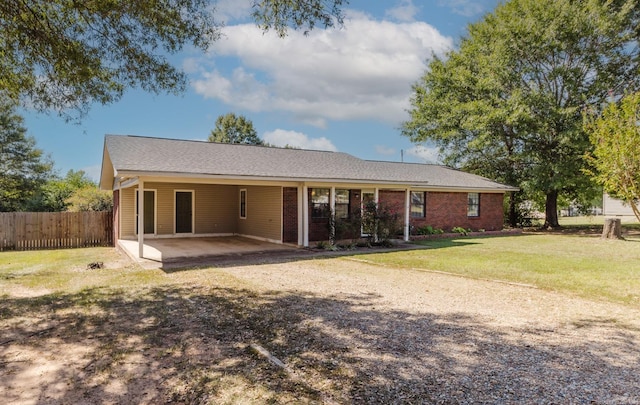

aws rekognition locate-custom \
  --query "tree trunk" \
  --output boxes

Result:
[602,218,624,240]
[544,190,560,228]
[508,191,518,227]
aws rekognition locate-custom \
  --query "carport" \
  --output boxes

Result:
[118,236,296,264]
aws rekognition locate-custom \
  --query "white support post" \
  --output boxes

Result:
[138,179,145,259]
[374,188,379,205]
[297,185,304,246]
[330,186,336,244]
[404,188,411,242]
[302,184,309,247]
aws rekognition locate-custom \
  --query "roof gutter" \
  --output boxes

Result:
[114,170,519,193]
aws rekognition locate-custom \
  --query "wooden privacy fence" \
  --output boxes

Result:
[0,211,114,251]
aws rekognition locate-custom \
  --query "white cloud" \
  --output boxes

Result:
[263,129,337,151]
[406,145,440,163]
[191,14,452,126]
[385,0,419,22]
[439,0,486,17]
[375,145,397,156]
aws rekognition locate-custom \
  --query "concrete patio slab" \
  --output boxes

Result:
[118,236,296,266]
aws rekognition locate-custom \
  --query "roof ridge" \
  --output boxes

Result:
[105,133,355,156]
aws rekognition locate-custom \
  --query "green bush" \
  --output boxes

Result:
[451,226,472,236]
[415,225,444,235]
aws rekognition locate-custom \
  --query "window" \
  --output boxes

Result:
[410,191,426,218]
[468,193,480,217]
[239,189,247,219]
[335,189,350,219]
[311,188,330,218]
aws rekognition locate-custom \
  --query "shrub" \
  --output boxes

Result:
[451,226,471,236]
[361,200,402,243]
[416,225,444,235]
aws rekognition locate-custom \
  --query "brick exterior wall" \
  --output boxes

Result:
[378,190,505,233]
[300,188,505,242]
[282,187,298,243]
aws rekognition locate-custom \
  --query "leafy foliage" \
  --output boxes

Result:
[1,1,348,119]
[414,225,443,235]
[361,200,402,243]
[65,186,113,212]
[208,113,264,145]
[585,92,640,221]
[0,100,53,211]
[252,0,347,37]
[30,170,96,211]
[403,0,640,228]
[0,0,220,119]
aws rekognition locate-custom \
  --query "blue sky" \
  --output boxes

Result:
[22,0,500,181]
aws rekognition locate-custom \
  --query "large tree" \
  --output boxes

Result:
[0,0,347,119]
[0,100,53,211]
[208,113,263,145]
[403,0,640,228]
[585,92,640,221]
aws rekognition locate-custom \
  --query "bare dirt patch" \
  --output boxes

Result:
[1,258,640,404]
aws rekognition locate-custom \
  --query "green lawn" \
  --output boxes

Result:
[1,231,639,308]
[358,232,640,307]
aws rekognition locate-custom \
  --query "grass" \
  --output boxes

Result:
[358,232,640,306]
[2,228,639,308]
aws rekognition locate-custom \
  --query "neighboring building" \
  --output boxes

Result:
[99,135,517,256]
[603,193,639,217]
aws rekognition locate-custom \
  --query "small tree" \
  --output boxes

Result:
[208,113,263,145]
[585,92,640,222]
[65,186,113,212]
[33,169,96,211]
[360,201,402,244]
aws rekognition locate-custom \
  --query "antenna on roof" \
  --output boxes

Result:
[401,149,404,162]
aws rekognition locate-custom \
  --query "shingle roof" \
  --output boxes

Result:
[101,135,517,192]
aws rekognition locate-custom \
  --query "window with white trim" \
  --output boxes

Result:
[335,189,350,219]
[311,188,330,218]
[410,191,426,218]
[468,193,480,217]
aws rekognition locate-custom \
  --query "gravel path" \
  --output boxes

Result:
[223,257,640,403]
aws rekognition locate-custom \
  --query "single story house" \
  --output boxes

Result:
[99,135,518,258]
[603,193,639,217]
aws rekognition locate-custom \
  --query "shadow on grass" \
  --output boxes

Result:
[1,285,638,403]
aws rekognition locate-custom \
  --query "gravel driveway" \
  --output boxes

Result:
[223,257,640,403]
[2,254,639,404]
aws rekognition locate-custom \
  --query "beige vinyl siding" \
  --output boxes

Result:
[144,182,237,235]
[120,187,136,239]
[237,186,282,241]
[194,184,237,234]
[150,183,174,235]
[118,183,238,238]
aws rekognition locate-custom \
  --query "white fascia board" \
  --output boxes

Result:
[113,170,517,193]
[117,177,139,190]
